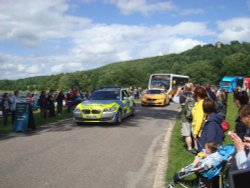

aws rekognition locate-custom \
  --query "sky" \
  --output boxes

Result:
[0,0,250,80]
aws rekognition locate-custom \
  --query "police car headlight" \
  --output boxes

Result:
[104,106,117,112]
[74,108,81,112]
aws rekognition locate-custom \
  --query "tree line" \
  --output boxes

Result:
[1,41,250,92]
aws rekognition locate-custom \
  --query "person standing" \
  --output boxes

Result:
[26,92,34,105]
[205,84,216,101]
[180,83,195,153]
[66,92,72,113]
[47,91,55,117]
[133,87,138,100]
[39,91,47,118]
[216,89,227,119]
[1,93,10,125]
[9,91,21,123]
[192,86,207,152]
[56,91,64,115]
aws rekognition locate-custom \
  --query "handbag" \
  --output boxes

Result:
[221,120,230,132]
[172,96,180,104]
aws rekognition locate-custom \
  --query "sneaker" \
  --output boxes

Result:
[188,149,197,155]
[168,182,176,188]
[194,148,199,154]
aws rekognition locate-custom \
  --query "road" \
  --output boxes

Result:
[0,103,179,188]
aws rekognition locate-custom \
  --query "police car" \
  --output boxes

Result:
[73,87,136,125]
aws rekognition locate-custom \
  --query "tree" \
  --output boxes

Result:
[182,61,217,84]
[221,53,250,77]
[58,74,74,91]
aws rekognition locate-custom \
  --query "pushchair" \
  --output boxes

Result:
[167,144,236,188]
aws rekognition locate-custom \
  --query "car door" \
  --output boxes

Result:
[121,90,130,117]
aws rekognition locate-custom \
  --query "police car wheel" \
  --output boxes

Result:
[115,110,122,125]
[131,105,136,116]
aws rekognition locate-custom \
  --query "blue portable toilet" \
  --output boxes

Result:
[13,103,30,133]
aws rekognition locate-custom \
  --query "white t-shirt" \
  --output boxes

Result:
[235,150,250,169]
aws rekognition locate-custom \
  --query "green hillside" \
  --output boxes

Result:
[1,41,250,92]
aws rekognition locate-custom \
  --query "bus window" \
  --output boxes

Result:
[172,77,189,87]
[150,75,171,90]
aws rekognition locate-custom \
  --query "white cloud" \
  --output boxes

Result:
[162,22,214,36]
[0,0,91,48]
[167,38,204,53]
[51,64,64,73]
[217,17,250,42]
[106,0,205,17]
[0,53,68,79]
[0,20,211,79]
[0,0,215,80]
[65,22,211,69]
[106,0,174,15]
[26,65,40,74]
[84,43,115,55]
[16,64,26,72]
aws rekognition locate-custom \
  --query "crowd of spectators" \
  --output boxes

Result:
[1,88,87,126]
[128,86,142,100]
[173,83,250,187]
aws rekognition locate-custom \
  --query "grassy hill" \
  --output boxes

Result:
[1,41,250,92]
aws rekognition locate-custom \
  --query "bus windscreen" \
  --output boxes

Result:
[150,75,171,90]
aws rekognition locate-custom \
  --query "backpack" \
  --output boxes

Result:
[214,100,222,113]
[221,120,230,132]
[184,94,195,119]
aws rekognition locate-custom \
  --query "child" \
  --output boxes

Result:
[170,143,235,188]
[182,141,221,172]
